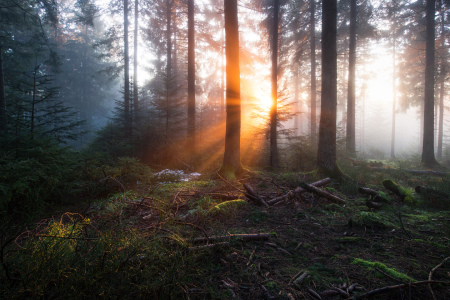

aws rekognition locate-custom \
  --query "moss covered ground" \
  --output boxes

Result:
[1,161,449,299]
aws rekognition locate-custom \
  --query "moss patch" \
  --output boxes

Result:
[352,258,416,283]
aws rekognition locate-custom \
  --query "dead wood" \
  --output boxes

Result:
[243,183,269,207]
[298,182,346,204]
[365,201,383,210]
[368,167,449,177]
[191,233,272,244]
[428,256,449,300]
[355,280,449,299]
[188,242,230,251]
[359,187,390,203]
[415,186,449,198]
[267,178,332,205]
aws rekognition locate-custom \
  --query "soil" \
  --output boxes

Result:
[107,173,450,300]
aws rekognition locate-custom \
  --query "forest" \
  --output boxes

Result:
[0,0,449,299]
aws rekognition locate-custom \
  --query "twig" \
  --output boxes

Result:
[428,257,449,300]
[355,280,449,299]
[216,172,245,193]
[191,233,273,244]
[173,221,210,242]
[299,182,346,204]
[35,234,99,240]
[267,178,332,205]
[243,183,269,207]
[189,242,230,251]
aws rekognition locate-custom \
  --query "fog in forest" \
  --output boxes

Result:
[1,0,449,171]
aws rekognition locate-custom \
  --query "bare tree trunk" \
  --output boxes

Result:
[165,0,173,143]
[310,0,316,144]
[422,0,438,167]
[391,22,396,159]
[437,7,445,159]
[133,0,139,115]
[187,0,196,154]
[294,64,299,136]
[317,0,338,175]
[124,0,131,134]
[346,0,356,155]
[221,27,225,117]
[219,0,242,179]
[31,63,39,139]
[0,40,6,134]
[270,0,280,169]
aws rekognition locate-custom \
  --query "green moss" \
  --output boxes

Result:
[208,199,247,215]
[352,258,416,283]
[382,179,416,204]
[336,237,364,243]
[354,211,394,228]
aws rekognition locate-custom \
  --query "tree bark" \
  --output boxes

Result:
[219,0,242,179]
[422,0,438,168]
[346,0,356,155]
[294,64,299,136]
[317,0,338,174]
[0,39,5,134]
[391,6,397,159]
[124,0,131,134]
[310,0,316,144]
[437,7,445,159]
[270,0,280,168]
[133,0,139,115]
[187,0,196,154]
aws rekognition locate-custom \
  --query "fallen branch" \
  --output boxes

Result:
[189,242,230,251]
[243,183,269,207]
[355,280,449,299]
[382,179,415,204]
[191,233,273,244]
[299,182,346,204]
[428,256,449,300]
[267,178,332,205]
[368,167,449,177]
[359,187,390,203]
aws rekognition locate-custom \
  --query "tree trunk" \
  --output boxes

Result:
[346,0,356,155]
[0,39,6,134]
[422,0,438,168]
[310,0,316,144]
[294,64,299,136]
[317,0,338,174]
[437,8,445,159]
[270,0,280,169]
[133,0,139,116]
[124,0,131,134]
[187,0,196,155]
[31,63,39,139]
[219,0,242,179]
[391,6,397,159]
[165,0,173,142]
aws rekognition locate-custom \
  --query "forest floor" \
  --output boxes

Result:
[1,162,450,299]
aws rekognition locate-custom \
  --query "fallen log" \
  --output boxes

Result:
[382,179,415,204]
[243,183,269,207]
[415,186,449,198]
[267,178,332,205]
[365,201,383,210]
[191,233,273,244]
[368,167,449,177]
[359,187,391,203]
[299,182,346,204]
